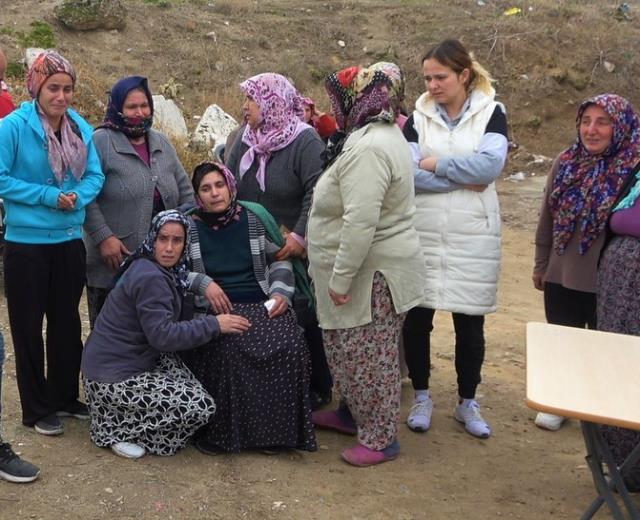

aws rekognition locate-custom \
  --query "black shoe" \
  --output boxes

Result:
[34,414,64,436]
[310,390,332,411]
[0,443,40,483]
[56,400,90,420]
[194,438,220,456]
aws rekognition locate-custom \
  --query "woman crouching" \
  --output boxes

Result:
[81,210,249,459]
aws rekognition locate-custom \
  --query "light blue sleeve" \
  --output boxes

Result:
[408,142,461,193]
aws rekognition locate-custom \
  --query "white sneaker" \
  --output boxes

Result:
[454,399,491,439]
[111,442,146,459]
[407,396,433,432]
[534,412,566,431]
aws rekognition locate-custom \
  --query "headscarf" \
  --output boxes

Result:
[27,50,87,186]
[239,73,311,191]
[549,94,640,254]
[99,76,154,138]
[192,162,242,230]
[114,210,191,296]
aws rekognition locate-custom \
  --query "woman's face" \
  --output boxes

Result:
[303,105,313,123]
[122,89,151,119]
[579,104,614,155]
[243,95,262,128]
[38,73,74,125]
[422,58,469,108]
[154,222,185,268]
[197,170,232,213]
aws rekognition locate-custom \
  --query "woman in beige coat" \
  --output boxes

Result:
[307,63,424,467]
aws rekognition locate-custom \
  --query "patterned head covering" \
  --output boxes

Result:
[369,61,406,115]
[325,63,396,132]
[114,210,192,295]
[192,161,242,230]
[99,76,154,138]
[27,50,76,98]
[549,94,640,254]
[26,50,86,186]
[239,73,311,191]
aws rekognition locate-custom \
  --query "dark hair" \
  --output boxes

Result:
[192,162,225,193]
[421,39,493,93]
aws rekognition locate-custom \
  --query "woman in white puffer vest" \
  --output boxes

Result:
[401,39,509,439]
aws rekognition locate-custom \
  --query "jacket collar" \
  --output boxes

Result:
[415,87,495,128]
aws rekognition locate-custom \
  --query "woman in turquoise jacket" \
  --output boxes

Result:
[0,51,104,436]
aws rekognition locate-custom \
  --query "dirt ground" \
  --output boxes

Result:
[2,0,640,518]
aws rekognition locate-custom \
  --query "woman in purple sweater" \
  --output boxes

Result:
[81,210,249,459]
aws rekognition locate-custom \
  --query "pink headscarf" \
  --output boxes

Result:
[27,50,86,186]
[239,73,310,191]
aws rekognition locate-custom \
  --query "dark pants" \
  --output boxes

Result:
[403,307,485,399]
[86,285,110,329]
[543,282,597,329]
[4,240,86,426]
[304,321,332,396]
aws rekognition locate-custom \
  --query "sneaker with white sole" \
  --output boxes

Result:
[0,443,40,483]
[454,399,491,439]
[407,396,433,432]
[534,412,566,431]
[111,442,146,459]
[34,414,64,436]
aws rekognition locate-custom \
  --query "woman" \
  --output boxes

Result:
[0,50,104,436]
[301,96,338,141]
[81,210,250,459]
[182,162,316,454]
[307,63,425,467]
[225,73,332,409]
[401,39,508,439]
[533,94,640,432]
[83,75,194,327]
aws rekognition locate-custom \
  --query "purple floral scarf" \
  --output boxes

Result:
[549,94,640,254]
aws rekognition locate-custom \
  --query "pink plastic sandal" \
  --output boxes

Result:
[341,442,399,467]
[311,410,357,435]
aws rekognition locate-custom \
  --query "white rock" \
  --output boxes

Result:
[603,60,615,73]
[25,48,45,68]
[152,95,189,142]
[190,103,238,151]
[337,40,346,47]
[506,171,527,182]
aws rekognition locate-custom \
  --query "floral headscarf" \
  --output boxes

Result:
[114,210,192,296]
[549,94,640,254]
[27,50,87,186]
[239,73,311,191]
[99,76,154,138]
[192,162,242,230]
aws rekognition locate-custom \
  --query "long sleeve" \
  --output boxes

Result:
[533,160,559,275]
[265,238,295,302]
[291,131,324,237]
[84,130,114,243]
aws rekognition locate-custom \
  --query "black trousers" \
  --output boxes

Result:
[4,240,86,426]
[402,307,485,399]
[304,321,332,396]
[86,285,110,329]
[543,282,597,329]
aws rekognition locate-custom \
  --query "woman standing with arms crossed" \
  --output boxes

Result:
[402,39,509,439]
[0,51,104,436]
[83,76,194,327]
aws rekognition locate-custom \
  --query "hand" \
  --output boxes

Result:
[216,314,251,334]
[464,184,488,192]
[532,272,544,291]
[268,294,289,318]
[57,193,75,210]
[275,234,306,260]
[205,281,233,314]
[329,288,351,306]
[99,236,131,272]
[419,156,437,172]
[66,192,77,206]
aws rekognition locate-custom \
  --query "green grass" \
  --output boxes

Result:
[18,21,55,48]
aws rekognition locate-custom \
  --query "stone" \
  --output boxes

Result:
[25,48,45,68]
[54,0,127,31]
[190,104,238,152]
[152,95,189,142]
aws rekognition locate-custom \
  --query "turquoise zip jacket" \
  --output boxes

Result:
[0,100,104,244]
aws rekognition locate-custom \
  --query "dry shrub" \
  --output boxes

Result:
[211,0,258,16]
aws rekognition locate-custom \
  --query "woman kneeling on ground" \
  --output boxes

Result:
[81,210,249,459]
[182,161,316,454]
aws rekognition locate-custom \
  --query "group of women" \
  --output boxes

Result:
[2,38,638,474]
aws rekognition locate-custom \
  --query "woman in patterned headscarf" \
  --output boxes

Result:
[306,63,425,467]
[225,73,332,410]
[83,76,194,328]
[0,50,104,437]
[533,94,640,432]
[81,210,249,460]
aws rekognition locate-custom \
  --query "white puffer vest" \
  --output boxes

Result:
[413,88,502,315]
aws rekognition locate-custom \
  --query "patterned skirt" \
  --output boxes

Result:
[83,355,215,456]
[597,234,640,486]
[182,302,316,453]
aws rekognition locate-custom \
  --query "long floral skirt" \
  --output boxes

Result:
[322,272,405,451]
[597,234,640,486]
[181,302,316,452]
[83,355,215,456]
